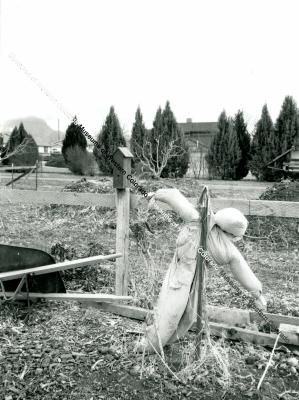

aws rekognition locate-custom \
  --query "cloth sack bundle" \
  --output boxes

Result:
[213,207,248,238]
[137,189,265,353]
[148,188,248,236]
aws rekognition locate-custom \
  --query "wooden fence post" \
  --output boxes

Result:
[113,147,133,296]
[35,160,38,190]
[115,188,130,295]
[11,163,14,190]
[196,186,209,358]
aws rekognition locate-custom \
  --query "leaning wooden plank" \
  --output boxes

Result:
[21,166,36,182]
[0,189,116,208]
[91,302,299,331]
[0,253,122,281]
[207,322,292,347]
[91,302,151,321]
[5,168,34,186]
[92,303,251,325]
[207,305,250,326]
[90,303,298,346]
[0,292,132,302]
[250,311,299,328]
[279,323,299,346]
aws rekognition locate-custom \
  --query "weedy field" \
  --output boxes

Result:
[0,177,298,400]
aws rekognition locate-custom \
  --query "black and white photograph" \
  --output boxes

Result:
[0,1,298,399]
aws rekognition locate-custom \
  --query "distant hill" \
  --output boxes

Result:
[1,117,64,146]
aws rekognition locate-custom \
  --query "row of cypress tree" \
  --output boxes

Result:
[5,95,293,179]
[206,96,299,181]
[62,102,189,177]
[206,111,251,180]
[250,96,298,181]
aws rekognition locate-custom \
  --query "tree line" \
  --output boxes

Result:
[62,101,189,178]
[207,95,299,181]
[1,95,298,181]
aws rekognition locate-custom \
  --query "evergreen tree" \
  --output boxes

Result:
[206,110,229,179]
[150,106,163,167]
[160,101,189,177]
[271,96,299,175]
[62,116,87,162]
[250,104,275,181]
[93,106,126,175]
[226,120,241,179]
[131,106,147,163]
[205,136,218,178]
[2,123,38,166]
[233,110,251,179]
[207,112,242,180]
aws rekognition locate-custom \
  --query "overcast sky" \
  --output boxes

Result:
[1,0,299,136]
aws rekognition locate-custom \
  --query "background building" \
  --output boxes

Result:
[178,119,218,178]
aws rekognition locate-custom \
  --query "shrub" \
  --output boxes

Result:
[45,153,68,168]
[93,106,126,175]
[66,145,98,176]
[62,116,87,162]
[250,104,275,181]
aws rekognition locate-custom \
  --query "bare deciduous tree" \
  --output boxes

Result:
[189,147,206,179]
[0,137,32,162]
[134,138,186,179]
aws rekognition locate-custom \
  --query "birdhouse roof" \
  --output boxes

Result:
[114,147,133,158]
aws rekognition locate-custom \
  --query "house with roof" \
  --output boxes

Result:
[178,119,218,178]
[49,140,94,154]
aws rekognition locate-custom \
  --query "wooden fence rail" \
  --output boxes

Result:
[0,189,298,218]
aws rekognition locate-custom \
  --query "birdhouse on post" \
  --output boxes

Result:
[113,147,133,189]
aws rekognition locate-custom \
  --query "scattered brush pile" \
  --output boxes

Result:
[50,241,115,292]
[246,216,298,249]
[62,177,113,193]
[61,177,217,198]
[259,179,299,201]
[247,180,299,250]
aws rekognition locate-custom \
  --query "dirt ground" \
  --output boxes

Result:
[0,177,298,399]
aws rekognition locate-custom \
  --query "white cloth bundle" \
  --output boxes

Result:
[148,189,199,222]
[214,207,248,237]
[137,189,266,353]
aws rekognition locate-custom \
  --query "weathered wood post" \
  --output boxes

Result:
[35,160,38,190]
[11,163,14,190]
[195,186,209,358]
[113,147,133,296]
